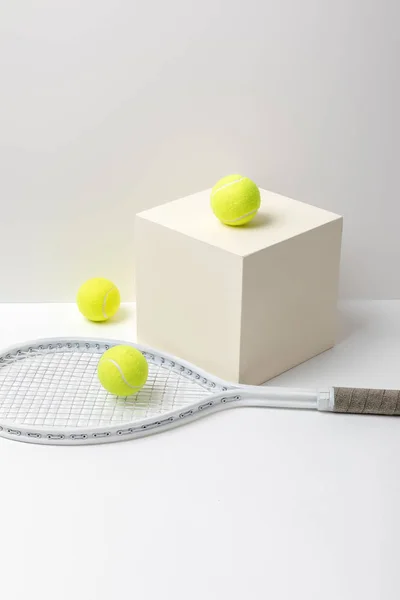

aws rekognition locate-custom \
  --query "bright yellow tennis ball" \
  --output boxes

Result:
[77,278,120,322]
[97,345,148,396]
[211,174,261,226]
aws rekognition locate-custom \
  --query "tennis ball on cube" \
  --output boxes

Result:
[211,174,261,226]
[77,278,120,322]
[98,345,148,396]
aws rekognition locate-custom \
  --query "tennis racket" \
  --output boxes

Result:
[0,337,398,445]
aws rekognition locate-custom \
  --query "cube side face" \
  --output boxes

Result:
[135,216,243,382]
[240,218,343,384]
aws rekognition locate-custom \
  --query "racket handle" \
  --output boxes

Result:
[333,387,400,416]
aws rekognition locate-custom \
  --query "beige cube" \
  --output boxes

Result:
[135,188,343,384]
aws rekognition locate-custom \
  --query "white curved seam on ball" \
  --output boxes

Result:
[223,208,258,223]
[102,287,116,319]
[106,360,142,390]
[211,177,245,198]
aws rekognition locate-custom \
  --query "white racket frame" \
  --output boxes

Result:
[0,337,334,445]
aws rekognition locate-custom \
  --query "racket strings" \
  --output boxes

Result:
[0,346,211,428]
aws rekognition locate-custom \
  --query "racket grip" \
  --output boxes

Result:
[333,387,400,416]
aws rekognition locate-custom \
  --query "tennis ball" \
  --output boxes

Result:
[77,278,120,322]
[98,345,149,396]
[211,174,261,226]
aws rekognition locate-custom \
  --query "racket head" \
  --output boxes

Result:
[0,338,233,445]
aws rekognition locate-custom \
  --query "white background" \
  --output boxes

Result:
[1,0,399,301]
[2,5,400,597]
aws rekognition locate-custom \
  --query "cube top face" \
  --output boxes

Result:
[137,188,342,257]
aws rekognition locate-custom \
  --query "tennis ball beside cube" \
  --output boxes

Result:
[77,277,120,322]
[98,345,148,396]
[211,174,261,226]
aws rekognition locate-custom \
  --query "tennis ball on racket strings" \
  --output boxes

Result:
[77,277,120,322]
[98,345,148,396]
[211,174,261,226]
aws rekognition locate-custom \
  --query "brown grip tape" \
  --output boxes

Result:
[334,388,400,416]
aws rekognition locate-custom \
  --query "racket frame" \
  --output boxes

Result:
[0,337,333,445]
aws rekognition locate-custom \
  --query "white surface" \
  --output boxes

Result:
[0,1,399,301]
[0,301,400,599]
[136,193,342,383]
